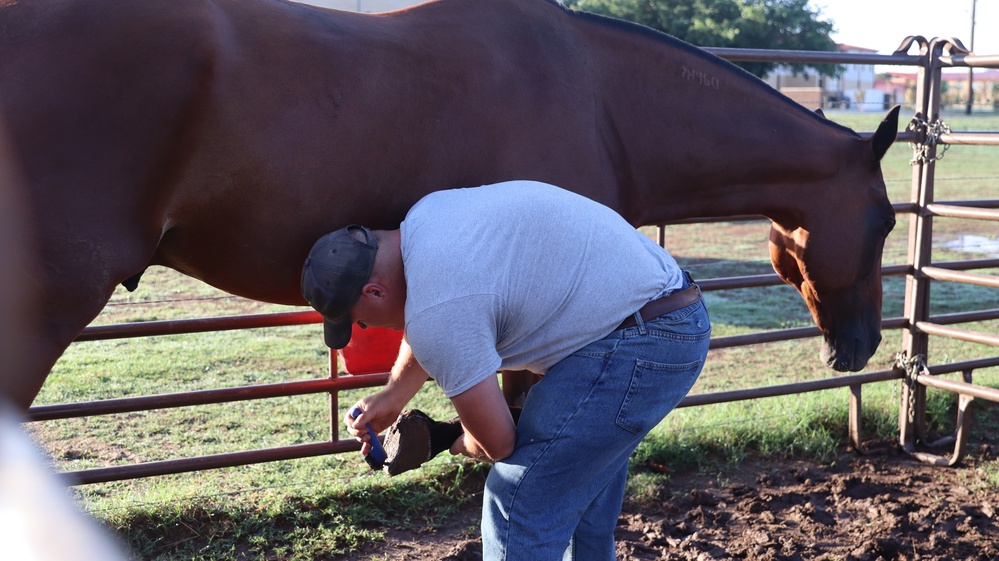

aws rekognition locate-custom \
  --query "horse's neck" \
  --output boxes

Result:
[576,14,858,224]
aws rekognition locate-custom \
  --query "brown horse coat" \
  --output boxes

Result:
[0,0,897,407]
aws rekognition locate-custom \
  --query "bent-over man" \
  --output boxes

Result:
[301,180,710,560]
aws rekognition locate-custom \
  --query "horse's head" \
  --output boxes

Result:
[768,106,899,372]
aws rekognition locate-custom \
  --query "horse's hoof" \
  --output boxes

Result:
[383,409,432,476]
[383,409,463,476]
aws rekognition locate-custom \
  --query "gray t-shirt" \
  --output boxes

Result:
[400,181,683,397]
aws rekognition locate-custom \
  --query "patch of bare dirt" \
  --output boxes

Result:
[343,445,999,561]
[616,448,998,561]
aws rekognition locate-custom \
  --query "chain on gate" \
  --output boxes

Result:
[893,351,931,424]
[906,115,952,165]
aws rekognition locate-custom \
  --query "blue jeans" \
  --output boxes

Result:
[482,290,710,560]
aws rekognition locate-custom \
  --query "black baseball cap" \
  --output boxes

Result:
[301,225,378,349]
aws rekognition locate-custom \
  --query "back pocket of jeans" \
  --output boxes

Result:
[615,359,702,434]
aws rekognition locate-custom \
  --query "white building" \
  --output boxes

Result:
[764,44,882,110]
[826,44,882,110]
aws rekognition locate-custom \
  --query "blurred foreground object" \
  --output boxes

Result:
[0,405,129,561]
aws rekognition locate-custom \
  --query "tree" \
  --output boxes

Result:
[562,0,841,78]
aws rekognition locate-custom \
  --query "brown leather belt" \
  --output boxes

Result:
[617,284,702,330]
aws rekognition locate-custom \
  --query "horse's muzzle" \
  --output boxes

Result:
[821,333,881,372]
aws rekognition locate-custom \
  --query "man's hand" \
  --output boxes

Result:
[344,391,402,454]
[448,433,473,459]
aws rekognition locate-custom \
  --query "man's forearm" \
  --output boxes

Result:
[383,337,430,409]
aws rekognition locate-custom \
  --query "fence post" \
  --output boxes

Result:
[899,38,939,449]
[899,38,973,451]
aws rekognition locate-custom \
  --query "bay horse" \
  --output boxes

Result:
[0,0,898,410]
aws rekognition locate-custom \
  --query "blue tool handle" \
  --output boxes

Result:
[350,407,387,464]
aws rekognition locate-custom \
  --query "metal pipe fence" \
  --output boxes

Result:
[26,37,999,483]
[892,36,999,466]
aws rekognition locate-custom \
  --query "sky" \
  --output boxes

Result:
[814,0,998,63]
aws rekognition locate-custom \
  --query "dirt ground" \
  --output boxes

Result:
[347,443,999,561]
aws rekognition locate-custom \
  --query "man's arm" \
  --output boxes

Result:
[345,337,428,450]
[449,375,516,462]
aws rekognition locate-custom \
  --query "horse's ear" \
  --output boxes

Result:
[871,105,900,161]
[814,108,825,119]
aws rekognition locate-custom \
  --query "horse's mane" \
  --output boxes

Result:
[552,0,860,138]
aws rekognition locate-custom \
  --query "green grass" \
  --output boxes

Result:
[93,461,487,560]
[25,111,999,559]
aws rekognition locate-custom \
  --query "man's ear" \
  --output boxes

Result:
[362,282,385,299]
